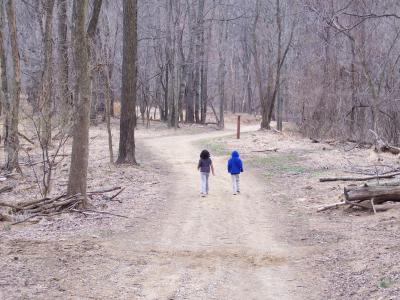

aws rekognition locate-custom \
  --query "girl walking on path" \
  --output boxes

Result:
[228,150,243,195]
[198,150,215,197]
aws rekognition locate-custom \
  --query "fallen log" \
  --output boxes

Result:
[252,148,278,153]
[0,186,12,194]
[318,182,400,213]
[319,172,400,182]
[383,145,400,155]
[87,186,121,195]
[78,209,128,218]
[344,185,400,204]
[317,201,346,212]
[370,129,400,155]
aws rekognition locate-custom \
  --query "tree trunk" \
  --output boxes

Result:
[116,0,137,164]
[200,0,213,124]
[262,6,293,130]
[194,0,204,123]
[349,38,356,137]
[5,0,21,172]
[261,64,274,129]
[40,0,55,147]
[184,4,195,123]
[104,67,114,164]
[87,0,103,125]
[163,65,168,121]
[57,0,71,131]
[200,64,208,123]
[67,0,91,204]
[166,0,176,128]
[241,32,252,114]
[0,1,9,143]
[276,0,283,131]
[176,11,187,124]
[252,0,267,127]
[217,18,228,129]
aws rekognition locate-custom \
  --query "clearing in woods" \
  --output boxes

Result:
[114,125,313,299]
[1,123,325,299]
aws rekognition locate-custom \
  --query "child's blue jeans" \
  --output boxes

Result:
[231,174,240,193]
[200,172,209,194]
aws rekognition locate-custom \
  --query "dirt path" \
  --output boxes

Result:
[5,122,400,299]
[89,127,313,299]
[1,126,318,299]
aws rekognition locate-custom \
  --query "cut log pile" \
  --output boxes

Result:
[0,186,125,225]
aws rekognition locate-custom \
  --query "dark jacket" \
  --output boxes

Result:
[227,151,243,175]
[198,158,212,173]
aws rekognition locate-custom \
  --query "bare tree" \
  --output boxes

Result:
[252,0,293,130]
[57,0,71,130]
[5,0,21,172]
[39,0,55,147]
[67,0,91,204]
[217,8,228,129]
[117,0,137,164]
[87,0,103,125]
[0,0,9,138]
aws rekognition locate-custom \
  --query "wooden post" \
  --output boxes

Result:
[237,115,240,139]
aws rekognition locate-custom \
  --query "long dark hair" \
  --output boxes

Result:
[200,149,210,159]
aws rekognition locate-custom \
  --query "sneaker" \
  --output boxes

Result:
[201,194,206,197]
[233,192,237,195]
[237,191,240,194]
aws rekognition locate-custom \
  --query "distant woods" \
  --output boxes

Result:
[1,0,400,198]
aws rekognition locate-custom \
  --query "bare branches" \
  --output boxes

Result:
[343,12,400,20]
[0,187,125,224]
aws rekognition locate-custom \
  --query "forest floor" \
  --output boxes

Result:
[1,115,400,299]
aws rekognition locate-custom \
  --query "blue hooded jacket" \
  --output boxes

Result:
[228,151,243,175]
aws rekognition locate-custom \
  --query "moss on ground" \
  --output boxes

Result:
[249,153,315,177]
[196,138,230,156]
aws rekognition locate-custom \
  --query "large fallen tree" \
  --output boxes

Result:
[344,185,400,203]
[318,182,400,213]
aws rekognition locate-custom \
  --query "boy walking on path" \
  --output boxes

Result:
[198,150,215,197]
[228,150,243,195]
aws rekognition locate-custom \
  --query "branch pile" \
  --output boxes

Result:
[0,187,124,224]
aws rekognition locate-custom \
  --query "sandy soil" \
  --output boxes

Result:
[214,124,400,299]
[1,118,400,299]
